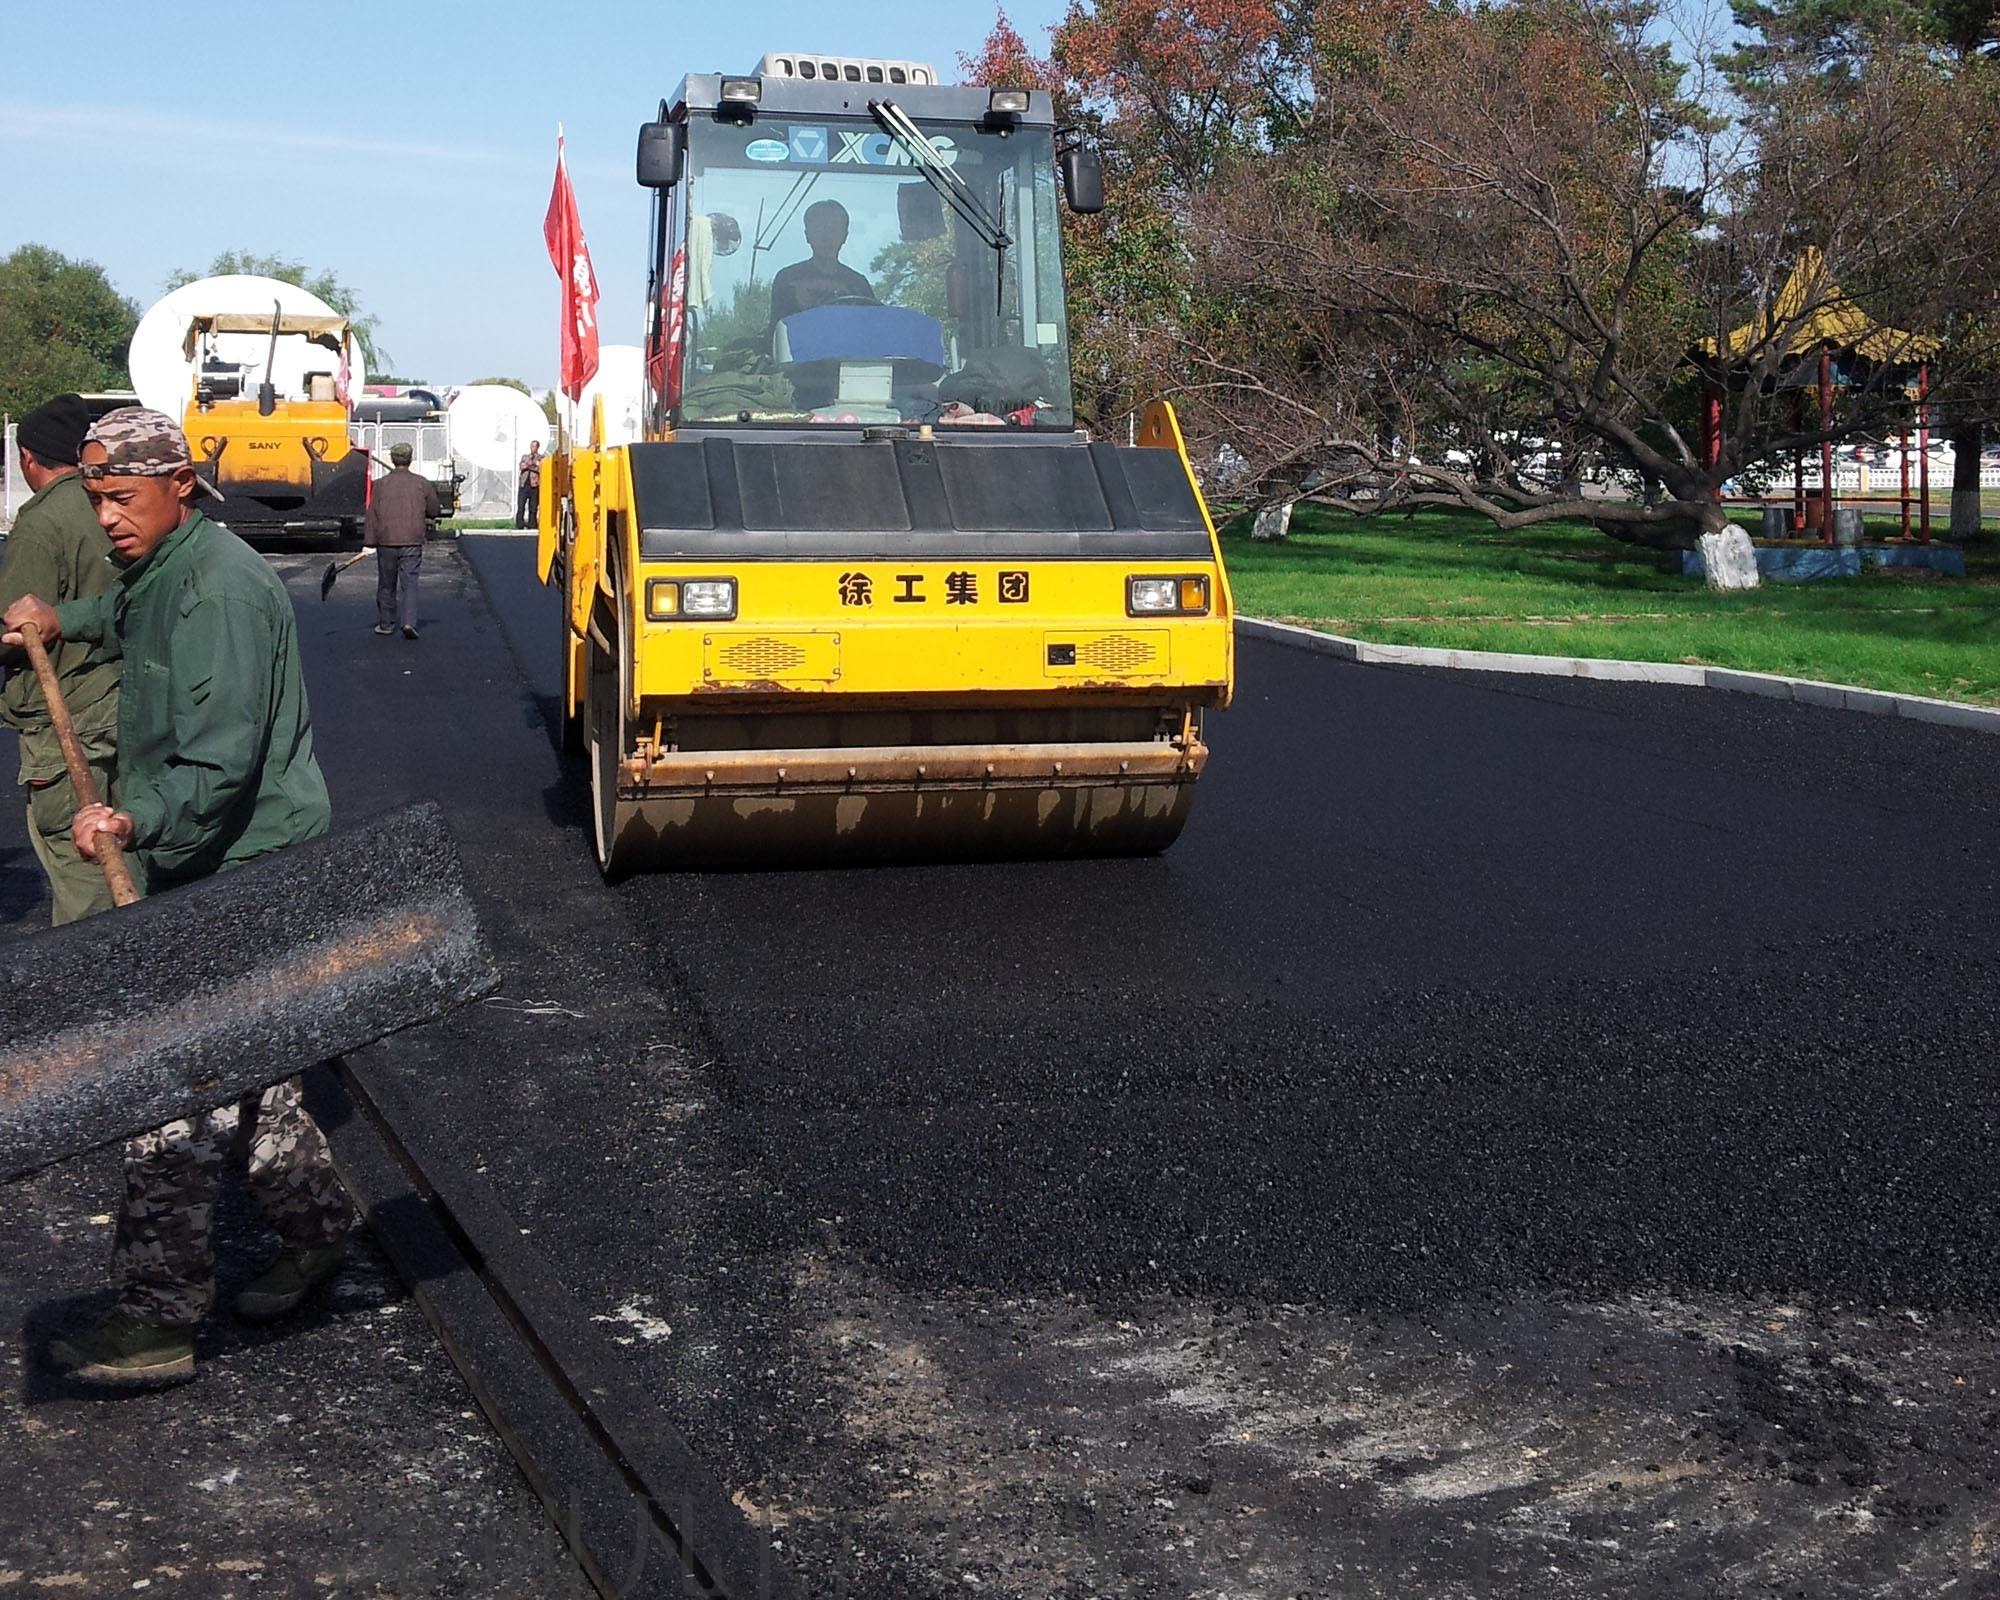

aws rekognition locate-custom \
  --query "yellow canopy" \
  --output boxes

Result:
[1703,248,1937,365]
[182,312,350,356]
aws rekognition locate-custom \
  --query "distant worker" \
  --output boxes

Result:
[365,442,439,640]
[0,394,120,925]
[516,439,542,529]
[768,200,877,329]
[3,407,348,1389]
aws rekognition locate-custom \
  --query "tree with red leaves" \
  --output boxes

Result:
[1054,0,1307,187]
[959,10,1067,100]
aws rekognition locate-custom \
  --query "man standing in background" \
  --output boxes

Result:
[516,438,542,529]
[0,394,120,924]
[365,441,439,640]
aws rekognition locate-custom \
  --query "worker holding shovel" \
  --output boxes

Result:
[3,407,352,1388]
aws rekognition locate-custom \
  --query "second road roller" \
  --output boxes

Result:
[541,52,1234,872]
[181,305,374,544]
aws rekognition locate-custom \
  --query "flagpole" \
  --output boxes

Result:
[560,119,568,440]
[546,118,599,437]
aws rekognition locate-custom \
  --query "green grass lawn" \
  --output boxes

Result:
[1221,505,2000,705]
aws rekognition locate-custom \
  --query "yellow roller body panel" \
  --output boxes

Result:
[549,410,1233,871]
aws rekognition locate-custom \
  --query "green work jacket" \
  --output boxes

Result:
[0,473,119,780]
[55,511,331,888]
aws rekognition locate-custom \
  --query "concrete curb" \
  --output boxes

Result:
[1238,616,2000,735]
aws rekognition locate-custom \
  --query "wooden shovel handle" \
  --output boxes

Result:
[18,622,141,908]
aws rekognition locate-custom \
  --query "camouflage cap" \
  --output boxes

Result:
[82,407,224,500]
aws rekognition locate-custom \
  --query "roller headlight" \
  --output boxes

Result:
[680,579,737,617]
[646,577,738,620]
[1127,575,1209,616]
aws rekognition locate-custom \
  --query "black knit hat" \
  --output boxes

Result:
[17,394,90,467]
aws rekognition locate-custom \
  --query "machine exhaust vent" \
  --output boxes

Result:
[1077,635,1158,672]
[721,637,810,675]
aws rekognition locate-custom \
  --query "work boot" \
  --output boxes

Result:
[49,1309,195,1388]
[401,624,419,641]
[373,623,394,636]
[234,1243,346,1323]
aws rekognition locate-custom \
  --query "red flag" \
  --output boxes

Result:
[650,247,686,410]
[543,131,601,402]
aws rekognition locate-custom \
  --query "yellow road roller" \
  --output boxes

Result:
[541,54,1233,872]
[182,307,371,544]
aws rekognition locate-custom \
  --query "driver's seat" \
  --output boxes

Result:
[774,304,947,370]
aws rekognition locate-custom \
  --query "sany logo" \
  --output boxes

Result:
[830,129,957,168]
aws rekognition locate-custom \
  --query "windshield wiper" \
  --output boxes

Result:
[869,99,1010,254]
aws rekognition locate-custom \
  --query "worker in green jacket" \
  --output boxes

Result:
[3,407,350,1389]
[0,394,120,924]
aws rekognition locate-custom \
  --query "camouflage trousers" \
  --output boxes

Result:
[112,1076,352,1328]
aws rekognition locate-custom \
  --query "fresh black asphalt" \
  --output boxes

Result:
[457,533,2000,1310]
[448,534,1999,1594]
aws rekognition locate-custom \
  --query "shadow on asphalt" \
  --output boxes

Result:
[16,1226,408,1412]
[0,844,45,934]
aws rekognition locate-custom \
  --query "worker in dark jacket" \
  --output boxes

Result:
[3,407,349,1388]
[0,394,120,923]
[515,439,542,529]
[365,442,439,640]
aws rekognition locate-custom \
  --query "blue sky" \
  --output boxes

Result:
[0,1,1068,387]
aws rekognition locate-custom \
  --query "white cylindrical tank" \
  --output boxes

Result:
[447,385,554,519]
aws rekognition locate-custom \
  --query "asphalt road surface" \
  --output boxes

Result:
[5,534,1998,1598]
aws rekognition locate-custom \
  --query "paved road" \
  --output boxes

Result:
[462,533,2000,1306]
[5,535,1997,1598]
[442,540,2000,1600]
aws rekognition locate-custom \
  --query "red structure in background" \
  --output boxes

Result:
[1694,250,1939,545]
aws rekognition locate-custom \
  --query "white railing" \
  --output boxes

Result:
[1744,463,2000,493]
[2,420,17,530]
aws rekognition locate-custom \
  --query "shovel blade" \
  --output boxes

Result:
[0,800,498,1181]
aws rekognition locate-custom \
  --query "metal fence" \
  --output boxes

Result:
[450,415,542,522]
[347,417,460,514]
[1776,460,2000,490]
[349,417,454,481]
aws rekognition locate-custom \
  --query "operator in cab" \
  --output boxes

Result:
[767,200,876,330]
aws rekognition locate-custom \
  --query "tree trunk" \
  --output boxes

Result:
[1590,509,1708,551]
[1250,499,1296,542]
[1595,498,1759,586]
[1950,419,1983,540]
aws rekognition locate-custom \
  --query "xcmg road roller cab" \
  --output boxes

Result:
[541,53,1235,872]
[182,306,372,543]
